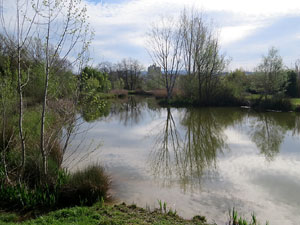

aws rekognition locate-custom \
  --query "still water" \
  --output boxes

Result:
[64,96,300,225]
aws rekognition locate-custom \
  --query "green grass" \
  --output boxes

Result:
[0,203,209,225]
[245,94,273,100]
[290,98,300,106]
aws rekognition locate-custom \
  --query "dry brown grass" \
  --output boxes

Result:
[150,89,167,99]
[150,88,183,99]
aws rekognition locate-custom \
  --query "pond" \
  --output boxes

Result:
[63,96,300,225]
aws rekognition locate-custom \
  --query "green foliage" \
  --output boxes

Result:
[0,212,18,223]
[1,150,110,210]
[286,70,298,97]
[162,82,245,107]
[81,98,110,122]
[0,167,69,210]
[23,63,77,103]
[113,78,125,90]
[158,199,163,212]
[81,67,111,94]
[0,61,16,116]
[223,69,248,97]
[79,67,113,122]
[178,74,198,101]
[24,64,45,103]
[22,108,57,150]
[252,47,288,97]
[0,183,56,209]
[251,96,292,112]
[0,74,17,155]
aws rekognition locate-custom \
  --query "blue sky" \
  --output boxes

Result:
[82,0,300,71]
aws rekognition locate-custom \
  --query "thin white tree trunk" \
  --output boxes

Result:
[16,0,26,182]
[40,6,51,177]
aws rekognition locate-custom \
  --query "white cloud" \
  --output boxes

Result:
[82,0,300,68]
[3,0,300,69]
[220,25,261,45]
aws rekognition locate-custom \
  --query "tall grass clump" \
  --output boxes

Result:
[227,208,269,225]
[59,165,110,206]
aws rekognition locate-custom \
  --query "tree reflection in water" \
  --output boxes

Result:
[149,108,182,183]
[148,108,245,190]
[81,96,300,190]
[148,106,300,190]
[108,96,161,126]
[249,112,300,160]
[249,113,285,160]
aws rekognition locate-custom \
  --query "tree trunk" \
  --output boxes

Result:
[16,0,26,182]
[40,11,51,177]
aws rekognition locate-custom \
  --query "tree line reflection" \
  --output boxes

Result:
[149,107,300,189]
[149,107,245,189]
[81,96,300,188]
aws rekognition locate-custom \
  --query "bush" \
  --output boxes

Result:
[59,165,110,206]
[209,86,246,107]
[0,182,57,209]
[251,97,292,112]
[0,165,110,209]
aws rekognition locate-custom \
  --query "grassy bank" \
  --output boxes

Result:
[0,203,210,225]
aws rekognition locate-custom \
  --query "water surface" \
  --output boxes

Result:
[64,96,300,225]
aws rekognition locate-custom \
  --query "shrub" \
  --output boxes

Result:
[209,86,246,107]
[251,97,292,112]
[59,165,110,206]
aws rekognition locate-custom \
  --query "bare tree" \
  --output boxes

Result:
[147,17,183,101]
[180,9,227,102]
[128,59,144,90]
[114,58,144,90]
[32,0,92,176]
[97,61,114,74]
[0,0,39,181]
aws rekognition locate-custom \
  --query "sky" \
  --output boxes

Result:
[2,0,300,71]
[81,0,300,71]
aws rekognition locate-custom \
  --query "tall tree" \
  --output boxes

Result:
[180,9,227,102]
[147,17,183,101]
[115,58,144,90]
[254,47,288,99]
[32,0,92,176]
